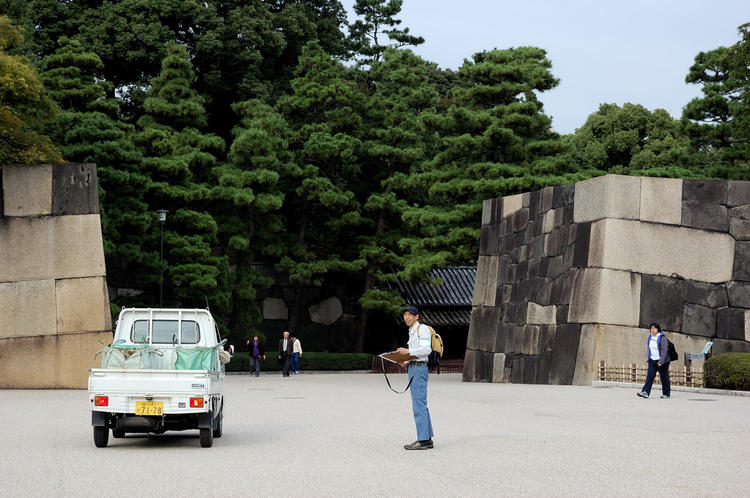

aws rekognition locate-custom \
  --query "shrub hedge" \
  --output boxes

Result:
[703,353,750,391]
[226,352,375,373]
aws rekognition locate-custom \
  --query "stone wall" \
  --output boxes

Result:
[465,175,750,385]
[0,164,112,388]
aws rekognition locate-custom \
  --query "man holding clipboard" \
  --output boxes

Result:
[396,305,435,450]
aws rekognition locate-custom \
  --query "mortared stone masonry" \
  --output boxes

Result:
[0,164,112,388]
[465,175,750,384]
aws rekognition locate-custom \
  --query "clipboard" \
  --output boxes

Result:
[379,351,416,364]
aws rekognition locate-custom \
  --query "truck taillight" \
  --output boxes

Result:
[189,397,204,408]
[94,396,108,406]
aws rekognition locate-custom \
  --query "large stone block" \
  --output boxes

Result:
[572,222,591,268]
[574,175,641,223]
[0,330,112,388]
[639,275,684,331]
[727,281,750,308]
[682,179,726,204]
[683,280,728,308]
[263,297,289,320]
[309,297,342,325]
[56,277,111,333]
[682,304,716,338]
[588,218,735,283]
[0,279,56,339]
[681,201,729,232]
[552,184,574,208]
[526,302,557,325]
[520,325,541,354]
[462,348,493,382]
[52,163,99,215]
[0,217,55,282]
[640,177,682,225]
[729,205,750,240]
[467,306,501,352]
[733,242,750,281]
[54,214,107,279]
[472,256,500,306]
[727,180,750,207]
[492,353,511,383]
[716,308,749,341]
[549,323,580,385]
[503,194,524,219]
[572,324,707,385]
[2,164,53,217]
[568,268,641,327]
[712,338,750,355]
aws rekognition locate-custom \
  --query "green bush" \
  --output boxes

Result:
[703,353,750,391]
[226,352,375,373]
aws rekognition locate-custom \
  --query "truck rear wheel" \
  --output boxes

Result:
[93,427,109,448]
[199,427,213,448]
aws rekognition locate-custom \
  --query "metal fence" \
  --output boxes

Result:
[598,360,703,388]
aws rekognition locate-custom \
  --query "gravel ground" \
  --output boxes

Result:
[2,372,749,497]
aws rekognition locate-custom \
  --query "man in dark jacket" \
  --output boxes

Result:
[278,331,293,377]
[246,335,265,377]
[637,322,671,399]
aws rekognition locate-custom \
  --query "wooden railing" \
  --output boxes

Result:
[598,361,703,388]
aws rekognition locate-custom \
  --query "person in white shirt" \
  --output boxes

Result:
[637,322,671,399]
[291,335,303,375]
[396,305,434,450]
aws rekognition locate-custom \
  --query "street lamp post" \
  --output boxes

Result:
[157,209,168,308]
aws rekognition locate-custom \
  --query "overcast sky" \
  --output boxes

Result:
[340,0,750,134]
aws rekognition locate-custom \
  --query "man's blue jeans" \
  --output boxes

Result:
[291,353,300,373]
[408,364,434,441]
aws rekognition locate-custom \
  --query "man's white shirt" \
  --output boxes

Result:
[408,320,432,361]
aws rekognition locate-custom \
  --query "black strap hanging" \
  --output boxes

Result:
[381,357,413,394]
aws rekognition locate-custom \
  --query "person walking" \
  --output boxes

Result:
[397,305,434,450]
[637,322,671,399]
[278,331,293,377]
[246,335,265,377]
[291,335,303,375]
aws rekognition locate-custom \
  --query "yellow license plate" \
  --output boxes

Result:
[135,401,163,416]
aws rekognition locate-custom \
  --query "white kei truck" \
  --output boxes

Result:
[88,308,226,448]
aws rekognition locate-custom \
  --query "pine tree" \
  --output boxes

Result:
[397,47,564,276]
[211,99,299,338]
[277,41,368,331]
[355,48,439,349]
[348,0,424,63]
[40,37,156,302]
[135,42,228,311]
[682,23,750,179]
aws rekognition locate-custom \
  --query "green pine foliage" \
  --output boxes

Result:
[135,42,228,311]
[396,47,565,276]
[682,23,750,179]
[211,99,299,338]
[40,37,156,296]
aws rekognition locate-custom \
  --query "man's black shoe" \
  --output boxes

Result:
[404,439,433,450]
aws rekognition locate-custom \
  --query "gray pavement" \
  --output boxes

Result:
[2,373,750,497]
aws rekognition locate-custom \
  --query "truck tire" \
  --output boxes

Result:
[213,406,223,438]
[93,427,109,448]
[199,427,213,448]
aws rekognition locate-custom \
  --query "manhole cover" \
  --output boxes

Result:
[687,398,716,402]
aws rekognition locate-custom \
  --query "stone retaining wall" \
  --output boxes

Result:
[465,175,750,385]
[0,164,112,388]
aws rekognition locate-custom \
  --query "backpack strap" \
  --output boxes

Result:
[381,356,413,394]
